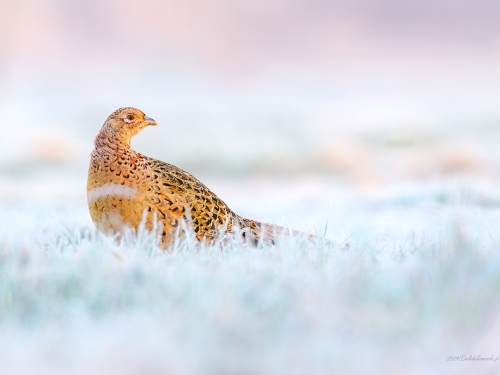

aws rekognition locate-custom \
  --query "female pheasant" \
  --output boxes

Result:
[87,107,321,248]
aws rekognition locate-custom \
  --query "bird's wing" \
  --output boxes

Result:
[145,158,234,239]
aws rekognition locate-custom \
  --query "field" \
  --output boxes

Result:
[2,176,500,375]
[2,1,500,373]
[2,84,500,374]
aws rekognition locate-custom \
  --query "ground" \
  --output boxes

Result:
[1,176,500,375]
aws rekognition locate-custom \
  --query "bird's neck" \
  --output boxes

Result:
[94,126,132,155]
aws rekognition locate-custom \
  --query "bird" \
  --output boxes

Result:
[87,107,328,248]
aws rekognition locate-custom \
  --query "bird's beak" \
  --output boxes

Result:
[144,116,158,126]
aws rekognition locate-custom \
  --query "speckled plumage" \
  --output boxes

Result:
[87,107,319,248]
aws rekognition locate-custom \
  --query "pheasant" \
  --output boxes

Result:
[87,107,325,248]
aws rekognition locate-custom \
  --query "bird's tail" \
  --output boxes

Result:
[236,215,332,246]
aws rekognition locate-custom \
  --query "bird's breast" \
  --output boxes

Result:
[87,153,149,235]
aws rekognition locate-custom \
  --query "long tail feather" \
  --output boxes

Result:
[236,215,332,246]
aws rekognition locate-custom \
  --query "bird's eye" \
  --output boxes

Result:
[127,115,134,121]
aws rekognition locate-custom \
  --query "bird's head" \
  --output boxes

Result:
[101,107,157,144]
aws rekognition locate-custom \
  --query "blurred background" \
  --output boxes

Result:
[1,0,500,219]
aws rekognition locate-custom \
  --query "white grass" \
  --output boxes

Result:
[1,187,500,375]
